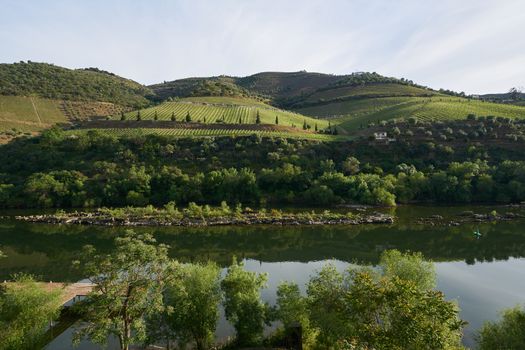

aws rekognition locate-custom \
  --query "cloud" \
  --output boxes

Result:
[0,0,523,93]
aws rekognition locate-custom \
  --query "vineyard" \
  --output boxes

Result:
[296,96,525,132]
[115,97,330,129]
[303,83,438,103]
[69,127,341,141]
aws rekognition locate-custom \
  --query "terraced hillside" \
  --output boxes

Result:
[0,95,67,142]
[297,96,525,132]
[115,97,330,129]
[69,126,338,141]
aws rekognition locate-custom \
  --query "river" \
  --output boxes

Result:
[1,205,524,349]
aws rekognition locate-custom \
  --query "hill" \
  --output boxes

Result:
[0,61,152,108]
[0,95,67,142]
[297,96,525,132]
[109,96,331,133]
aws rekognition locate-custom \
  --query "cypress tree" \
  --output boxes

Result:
[275,116,279,125]
[137,110,141,121]
[255,110,261,124]
[154,111,158,121]
[315,123,318,132]
[239,116,242,124]
[303,119,307,130]
[171,112,176,121]
[186,111,191,122]
[120,112,125,121]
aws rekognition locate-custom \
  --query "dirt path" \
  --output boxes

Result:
[30,97,43,125]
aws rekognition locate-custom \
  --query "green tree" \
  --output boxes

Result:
[379,250,436,290]
[275,115,279,125]
[342,156,360,175]
[186,111,191,122]
[120,112,126,121]
[477,305,525,350]
[276,282,315,347]
[221,258,270,346]
[154,110,158,121]
[307,264,349,346]
[164,262,222,350]
[171,112,176,121]
[136,110,141,121]
[255,110,261,124]
[73,230,170,350]
[0,274,62,350]
[303,120,307,130]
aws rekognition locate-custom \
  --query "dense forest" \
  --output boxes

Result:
[1,123,524,208]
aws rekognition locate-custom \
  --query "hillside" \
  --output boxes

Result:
[0,61,152,107]
[0,95,67,142]
[297,96,525,132]
[114,96,329,128]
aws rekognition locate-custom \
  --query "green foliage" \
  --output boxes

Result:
[379,250,436,290]
[0,62,151,107]
[73,230,170,350]
[0,274,62,350]
[292,250,464,349]
[163,262,222,350]
[1,132,525,208]
[477,305,525,350]
[221,258,270,346]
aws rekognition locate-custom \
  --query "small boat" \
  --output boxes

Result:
[473,229,482,239]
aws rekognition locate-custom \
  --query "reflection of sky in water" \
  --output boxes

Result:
[47,258,525,349]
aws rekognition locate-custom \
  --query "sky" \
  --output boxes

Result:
[1,0,524,94]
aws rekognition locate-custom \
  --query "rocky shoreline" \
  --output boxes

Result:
[15,210,394,227]
[416,210,525,226]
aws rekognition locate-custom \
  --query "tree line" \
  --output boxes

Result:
[1,130,525,208]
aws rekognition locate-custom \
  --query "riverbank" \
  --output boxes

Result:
[416,209,525,226]
[15,205,394,226]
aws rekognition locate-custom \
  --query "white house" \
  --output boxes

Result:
[374,132,388,140]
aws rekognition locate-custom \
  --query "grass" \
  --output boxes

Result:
[0,95,67,133]
[67,127,343,141]
[115,96,330,129]
[296,96,525,133]
[304,83,438,102]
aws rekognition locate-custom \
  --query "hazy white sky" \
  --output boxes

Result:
[1,0,524,94]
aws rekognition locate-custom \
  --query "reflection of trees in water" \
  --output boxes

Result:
[0,217,525,281]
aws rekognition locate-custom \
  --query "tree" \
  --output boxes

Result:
[0,274,62,350]
[305,251,463,349]
[164,262,222,350]
[315,123,318,132]
[276,281,317,348]
[342,156,360,175]
[73,230,171,350]
[186,111,191,122]
[303,120,307,130]
[154,111,158,121]
[171,112,176,121]
[508,87,522,101]
[221,258,270,346]
[136,110,141,121]
[275,115,279,125]
[379,250,436,290]
[255,110,261,124]
[239,116,242,124]
[477,305,525,350]
[120,112,126,121]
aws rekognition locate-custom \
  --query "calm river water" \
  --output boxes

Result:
[1,205,524,349]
